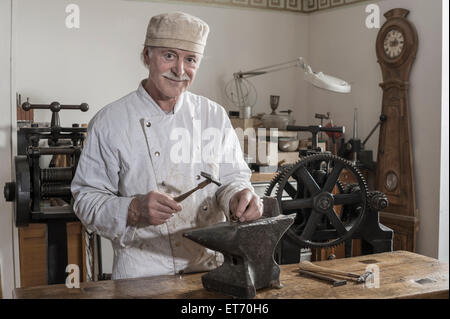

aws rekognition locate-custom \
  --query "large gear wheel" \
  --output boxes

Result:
[264,164,295,197]
[273,153,368,249]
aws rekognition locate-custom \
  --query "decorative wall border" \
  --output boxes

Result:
[162,0,372,13]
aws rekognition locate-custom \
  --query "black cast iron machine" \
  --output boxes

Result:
[4,101,88,284]
[265,124,394,264]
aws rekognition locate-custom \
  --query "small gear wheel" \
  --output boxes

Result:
[367,191,389,211]
[275,153,368,249]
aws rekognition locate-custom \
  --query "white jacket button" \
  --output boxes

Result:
[154,151,160,157]
[146,121,151,127]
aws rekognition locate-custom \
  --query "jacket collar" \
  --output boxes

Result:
[137,79,185,116]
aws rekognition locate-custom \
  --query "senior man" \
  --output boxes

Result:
[71,12,262,280]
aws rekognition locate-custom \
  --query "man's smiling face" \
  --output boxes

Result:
[145,46,201,101]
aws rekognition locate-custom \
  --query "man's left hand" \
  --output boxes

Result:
[229,188,263,222]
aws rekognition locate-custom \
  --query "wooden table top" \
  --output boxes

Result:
[14,251,448,299]
[250,172,277,183]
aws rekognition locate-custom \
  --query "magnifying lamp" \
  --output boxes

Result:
[234,57,351,94]
[302,64,352,93]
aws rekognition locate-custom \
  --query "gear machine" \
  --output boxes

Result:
[265,125,394,264]
[4,101,89,284]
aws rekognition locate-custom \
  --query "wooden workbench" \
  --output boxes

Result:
[13,251,448,299]
[250,172,277,183]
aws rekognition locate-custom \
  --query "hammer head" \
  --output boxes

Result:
[357,271,374,283]
[200,171,221,186]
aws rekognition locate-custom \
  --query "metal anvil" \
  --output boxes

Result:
[183,199,295,299]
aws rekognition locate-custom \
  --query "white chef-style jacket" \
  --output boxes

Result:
[71,80,254,280]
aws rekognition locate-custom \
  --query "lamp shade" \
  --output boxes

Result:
[304,70,351,93]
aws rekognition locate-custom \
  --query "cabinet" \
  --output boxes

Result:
[18,222,86,287]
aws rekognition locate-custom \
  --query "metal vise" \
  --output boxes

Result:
[183,198,295,299]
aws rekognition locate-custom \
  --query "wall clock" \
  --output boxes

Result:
[375,8,419,252]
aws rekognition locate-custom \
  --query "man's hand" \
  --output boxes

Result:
[127,191,183,226]
[229,188,263,222]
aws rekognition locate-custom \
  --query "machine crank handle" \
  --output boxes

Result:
[22,101,89,112]
[362,114,387,147]
[286,125,345,134]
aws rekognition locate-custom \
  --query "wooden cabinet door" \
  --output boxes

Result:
[18,222,86,287]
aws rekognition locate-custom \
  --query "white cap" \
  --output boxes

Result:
[145,12,210,54]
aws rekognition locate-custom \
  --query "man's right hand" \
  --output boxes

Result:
[127,191,183,226]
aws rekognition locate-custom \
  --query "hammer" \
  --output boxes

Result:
[299,269,347,287]
[299,261,373,284]
[173,171,221,202]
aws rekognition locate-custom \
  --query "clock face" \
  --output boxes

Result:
[383,29,405,58]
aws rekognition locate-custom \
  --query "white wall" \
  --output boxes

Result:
[308,0,444,259]
[15,0,309,126]
[0,0,15,300]
[439,0,449,263]
[307,3,382,151]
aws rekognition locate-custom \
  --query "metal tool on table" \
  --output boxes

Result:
[173,172,221,202]
[298,269,347,287]
[299,260,373,284]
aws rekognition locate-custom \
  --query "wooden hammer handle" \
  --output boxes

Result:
[173,186,200,202]
[299,261,361,278]
[173,180,211,202]
[299,270,347,287]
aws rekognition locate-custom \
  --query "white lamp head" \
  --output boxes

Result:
[302,63,351,93]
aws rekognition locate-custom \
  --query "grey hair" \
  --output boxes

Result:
[140,46,152,69]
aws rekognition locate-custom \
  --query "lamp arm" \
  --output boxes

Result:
[232,57,311,108]
[234,57,308,79]
[230,56,350,108]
